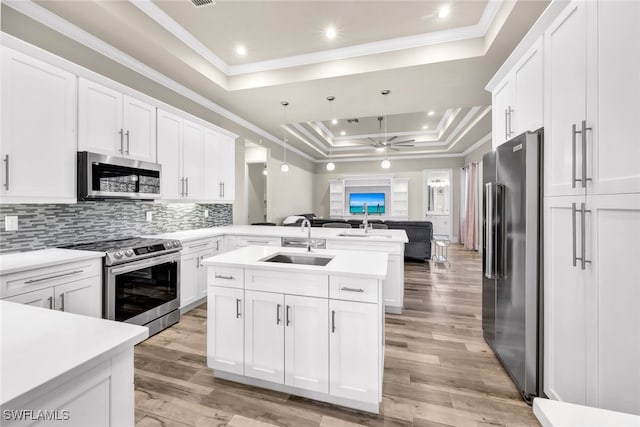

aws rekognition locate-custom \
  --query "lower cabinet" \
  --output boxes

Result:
[329,299,379,403]
[180,238,222,309]
[207,286,244,375]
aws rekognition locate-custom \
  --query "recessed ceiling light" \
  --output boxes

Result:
[438,6,450,18]
[331,119,338,125]
[422,125,429,129]
[236,45,246,56]
[340,130,346,136]
[325,26,337,40]
[428,110,435,116]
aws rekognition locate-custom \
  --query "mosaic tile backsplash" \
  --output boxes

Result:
[0,202,232,253]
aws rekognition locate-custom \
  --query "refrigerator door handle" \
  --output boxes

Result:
[496,184,506,278]
[484,182,495,279]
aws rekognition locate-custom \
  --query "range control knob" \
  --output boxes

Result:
[125,249,134,257]
[113,251,124,259]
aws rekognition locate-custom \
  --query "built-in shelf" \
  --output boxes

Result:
[328,175,409,220]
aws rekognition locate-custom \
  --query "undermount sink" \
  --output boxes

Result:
[261,253,334,266]
[338,232,393,238]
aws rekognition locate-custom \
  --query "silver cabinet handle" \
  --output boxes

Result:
[59,293,65,311]
[580,120,592,188]
[119,129,124,153]
[216,240,220,251]
[2,154,8,190]
[236,298,241,318]
[125,130,130,155]
[504,108,509,140]
[507,106,514,137]
[572,124,578,188]
[219,182,223,198]
[286,305,291,326]
[578,202,592,270]
[340,287,364,293]
[276,304,281,325]
[484,183,495,278]
[24,270,83,284]
[572,203,578,267]
[215,274,235,280]
[331,310,336,333]
[246,240,269,245]
[180,177,185,197]
[189,242,211,249]
[48,296,53,310]
[222,182,225,198]
[185,177,189,197]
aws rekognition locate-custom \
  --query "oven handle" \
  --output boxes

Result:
[106,251,181,275]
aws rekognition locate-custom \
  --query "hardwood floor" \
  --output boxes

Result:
[134,245,540,426]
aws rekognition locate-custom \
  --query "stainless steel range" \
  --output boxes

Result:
[63,237,182,336]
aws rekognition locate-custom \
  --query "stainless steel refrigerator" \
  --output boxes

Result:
[482,129,543,403]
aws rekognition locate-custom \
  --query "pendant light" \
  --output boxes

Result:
[280,101,290,173]
[380,89,391,169]
[326,95,336,171]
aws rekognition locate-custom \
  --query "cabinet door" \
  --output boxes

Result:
[1,49,77,203]
[78,78,123,156]
[383,254,403,309]
[3,287,54,309]
[217,135,236,202]
[122,95,156,162]
[54,277,102,318]
[182,120,203,200]
[543,195,589,404]
[513,37,543,135]
[492,77,513,149]
[202,128,219,201]
[198,248,216,300]
[543,1,588,197]
[329,300,379,403]
[180,252,199,308]
[157,109,184,200]
[207,286,244,375]
[244,290,285,383]
[588,194,640,414]
[589,0,640,195]
[284,295,328,393]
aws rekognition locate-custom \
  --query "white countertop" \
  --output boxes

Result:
[0,301,148,406]
[0,248,105,275]
[202,245,389,279]
[149,225,408,244]
[533,398,640,427]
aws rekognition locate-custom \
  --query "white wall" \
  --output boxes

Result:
[246,163,267,224]
[267,157,315,225]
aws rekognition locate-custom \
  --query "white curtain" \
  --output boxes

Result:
[460,163,479,250]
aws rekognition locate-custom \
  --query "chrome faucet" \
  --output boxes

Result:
[301,218,312,252]
[362,202,370,233]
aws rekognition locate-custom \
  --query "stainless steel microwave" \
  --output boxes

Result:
[77,152,162,200]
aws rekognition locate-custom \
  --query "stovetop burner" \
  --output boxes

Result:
[62,237,182,266]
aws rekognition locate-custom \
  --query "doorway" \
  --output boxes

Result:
[245,142,268,225]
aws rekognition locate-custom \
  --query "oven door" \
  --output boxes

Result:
[105,252,180,326]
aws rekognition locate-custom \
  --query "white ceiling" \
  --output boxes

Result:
[5,0,550,162]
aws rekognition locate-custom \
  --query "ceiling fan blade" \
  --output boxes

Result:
[389,147,401,151]
[386,136,398,143]
[389,139,415,145]
[367,137,379,144]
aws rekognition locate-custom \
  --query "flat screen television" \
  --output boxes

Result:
[349,192,385,214]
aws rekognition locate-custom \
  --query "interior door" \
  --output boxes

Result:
[244,290,285,384]
[284,295,329,393]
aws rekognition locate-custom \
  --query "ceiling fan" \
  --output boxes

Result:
[366,116,415,151]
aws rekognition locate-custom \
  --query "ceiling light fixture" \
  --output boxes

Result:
[262,164,268,176]
[235,45,247,56]
[380,89,391,169]
[331,119,338,125]
[325,26,337,39]
[438,6,450,18]
[340,130,346,136]
[422,125,429,129]
[428,110,435,116]
[326,96,336,171]
[376,147,385,153]
[280,101,290,173]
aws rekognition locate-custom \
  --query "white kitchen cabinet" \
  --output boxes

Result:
[329,299,379,403]
[197,244,218,300]
[284,294,329,393]
[203,129,236,202]
[328,180,345,218]
[491,38,543,149]
[234,235,282,248]
[207,285,244,375]
[3,287,54,309]
[54,277,102,317]
[0,47,77,204]
[180,238,221,310]
[156,109,183,200]
[78,78,156,162]
[182,120,204,200]
[244,290,285,383]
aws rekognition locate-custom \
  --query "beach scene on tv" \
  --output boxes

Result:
[349,192,386,214]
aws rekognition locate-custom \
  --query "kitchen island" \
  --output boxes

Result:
[0,301,148,426]
[202,246,388,414]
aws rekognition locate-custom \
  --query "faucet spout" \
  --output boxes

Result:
[362,202,369,233]
[301,218,312,252]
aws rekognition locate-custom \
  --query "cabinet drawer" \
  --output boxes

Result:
[330,276,379,303]
[1,259,101,299]
[326,240,403,255]
[182,238,217,255]
[245,269,328,298]
[235,236,281,247]
[208,267,243,289]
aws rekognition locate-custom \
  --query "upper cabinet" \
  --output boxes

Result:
[157,108,236,203]
[78,78,156,163]
[491,38,543,149]
[1,47,77,204]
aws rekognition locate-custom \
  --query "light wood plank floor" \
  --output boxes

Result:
[134,245,540,427]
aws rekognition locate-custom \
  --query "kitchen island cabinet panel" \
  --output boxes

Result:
[207,286,244,376]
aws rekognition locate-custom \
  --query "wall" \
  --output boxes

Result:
[268,156,315,225]
[464,140,492,164]
[313,157,464,240]
[0,202,232,253]
[246,163,267,224]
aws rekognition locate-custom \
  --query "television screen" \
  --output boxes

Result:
[349,192,385,214]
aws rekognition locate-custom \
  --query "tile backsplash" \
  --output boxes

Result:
[0,201,232,253]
